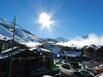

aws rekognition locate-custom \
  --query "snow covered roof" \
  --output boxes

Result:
[29,47,37,51]
[59,50,82,57]
[0,47,26,59]
[29,47,52,52]
[1,47,18,53]
[37,48,51,52]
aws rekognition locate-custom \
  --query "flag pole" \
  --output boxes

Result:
[8,16,16,77]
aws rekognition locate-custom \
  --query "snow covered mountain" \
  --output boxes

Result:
[0,18,42,47]
[56,37,68,42]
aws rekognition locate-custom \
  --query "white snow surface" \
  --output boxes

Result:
[0,18,42,47]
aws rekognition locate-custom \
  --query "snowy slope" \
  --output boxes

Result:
[0,18,42,47]
[0,24,12,40]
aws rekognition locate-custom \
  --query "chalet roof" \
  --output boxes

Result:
[28,47,54,57]
[59,50,82,57]
[29,47,52,52]
[0,47,53,60]
[28,47,37,51]
[37,48,51,53]
[67,51,82,57]
[0,47,26,59]
[1,47,18,53]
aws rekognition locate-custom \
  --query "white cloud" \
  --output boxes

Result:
[56,33,103,48]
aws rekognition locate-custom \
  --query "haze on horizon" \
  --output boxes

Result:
[0,0,103,39]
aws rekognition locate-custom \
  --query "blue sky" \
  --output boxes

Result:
[0,0,103,39]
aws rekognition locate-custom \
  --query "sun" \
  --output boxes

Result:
[38,12,53,29]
